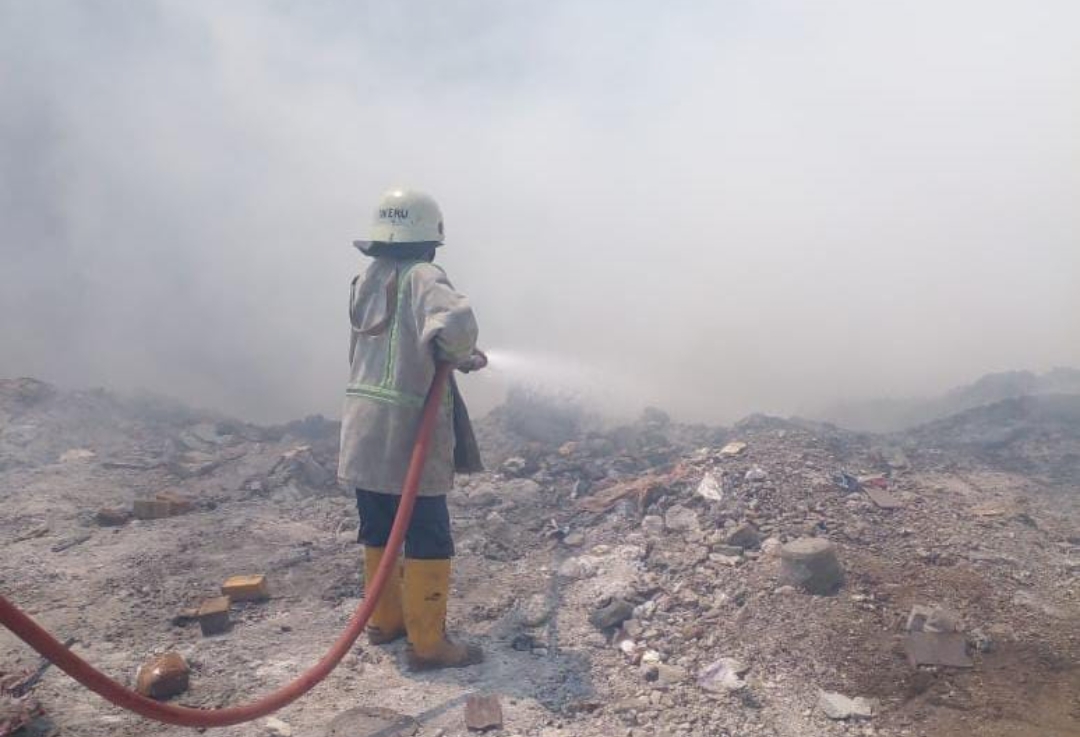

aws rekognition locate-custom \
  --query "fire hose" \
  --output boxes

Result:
[0,363,453,728]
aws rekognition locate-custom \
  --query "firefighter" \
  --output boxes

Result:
[339,188,486,671]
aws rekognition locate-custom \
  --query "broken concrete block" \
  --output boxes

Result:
[197,596,231,636]
[95,508,131,527]
[905,631,973,668]
[818,690,875,720]
[222,574,269,602]
[464,694,503,732]
[778,538,844,595]
[135,652,189,699]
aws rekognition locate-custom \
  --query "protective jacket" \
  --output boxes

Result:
[338,258,480,495]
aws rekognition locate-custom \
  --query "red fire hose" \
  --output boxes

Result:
[0,363,454,728]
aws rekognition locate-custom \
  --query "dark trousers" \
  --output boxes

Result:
[355,489,454,559]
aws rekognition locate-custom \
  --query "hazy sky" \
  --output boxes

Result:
[2,1,1078,423]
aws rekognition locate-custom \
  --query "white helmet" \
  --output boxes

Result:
[354,188,444,252]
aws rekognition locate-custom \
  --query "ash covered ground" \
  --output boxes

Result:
[2,377,1079,737]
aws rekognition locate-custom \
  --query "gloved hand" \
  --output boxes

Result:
[457,349,488,373]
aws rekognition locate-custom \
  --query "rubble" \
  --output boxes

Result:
[133,491,195,520]
[697,657,749,693]
[3,377,1079,737]
[95,507,132,526]
[264,716,293,736]
[778,537,845,595]
[589,599,635,630]
[198,596,232,636]
[464,694,504,732]
[135,652,190,699]
[818,690,875,720]
[221,574,269,601]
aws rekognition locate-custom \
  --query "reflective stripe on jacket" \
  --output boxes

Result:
[337,258,478,495]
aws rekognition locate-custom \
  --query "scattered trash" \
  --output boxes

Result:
[832,471,861,493]
[222,574,269,602]
[698,657,749,693]
[0,693,44,737]
[135,652,190,699]
[464,694,504,732]
[858,473,889,489]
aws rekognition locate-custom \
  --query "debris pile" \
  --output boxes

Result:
[2,379,1079,737]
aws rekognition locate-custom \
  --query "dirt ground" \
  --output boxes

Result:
[1,379,1078,737]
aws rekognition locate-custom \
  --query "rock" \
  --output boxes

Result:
[696,472,724,502]
[641,515,664,535]
[464,694,503,732]
[719,441,747,456]
[500,456,537,478]
[268,445,332,488]
[698,657,748,693]
[562,532,585,547]
[558,555,599,580]
[95,508,132,527]
[590,598,635,630]
[135,652,189,699]
[711,544,745,558]
[518,594,553,627]
[725,523,761,550]
[778,538,844,595]
[744,466,768,483]
[664,505,699,532]
[656,664,688,686]
[265,716,293,736]
[818,691,875,720]
[60,448,96,463]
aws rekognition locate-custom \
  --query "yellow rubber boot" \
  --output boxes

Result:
[363,546,405,645]
[403,559,483,671]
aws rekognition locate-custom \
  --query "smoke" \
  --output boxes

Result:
[2,1,1078,423]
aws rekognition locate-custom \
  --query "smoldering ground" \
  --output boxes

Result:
[2,1,1078,423]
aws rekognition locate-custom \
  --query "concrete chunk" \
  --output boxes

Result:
[464,694,503,732]
[778,538,845,595]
